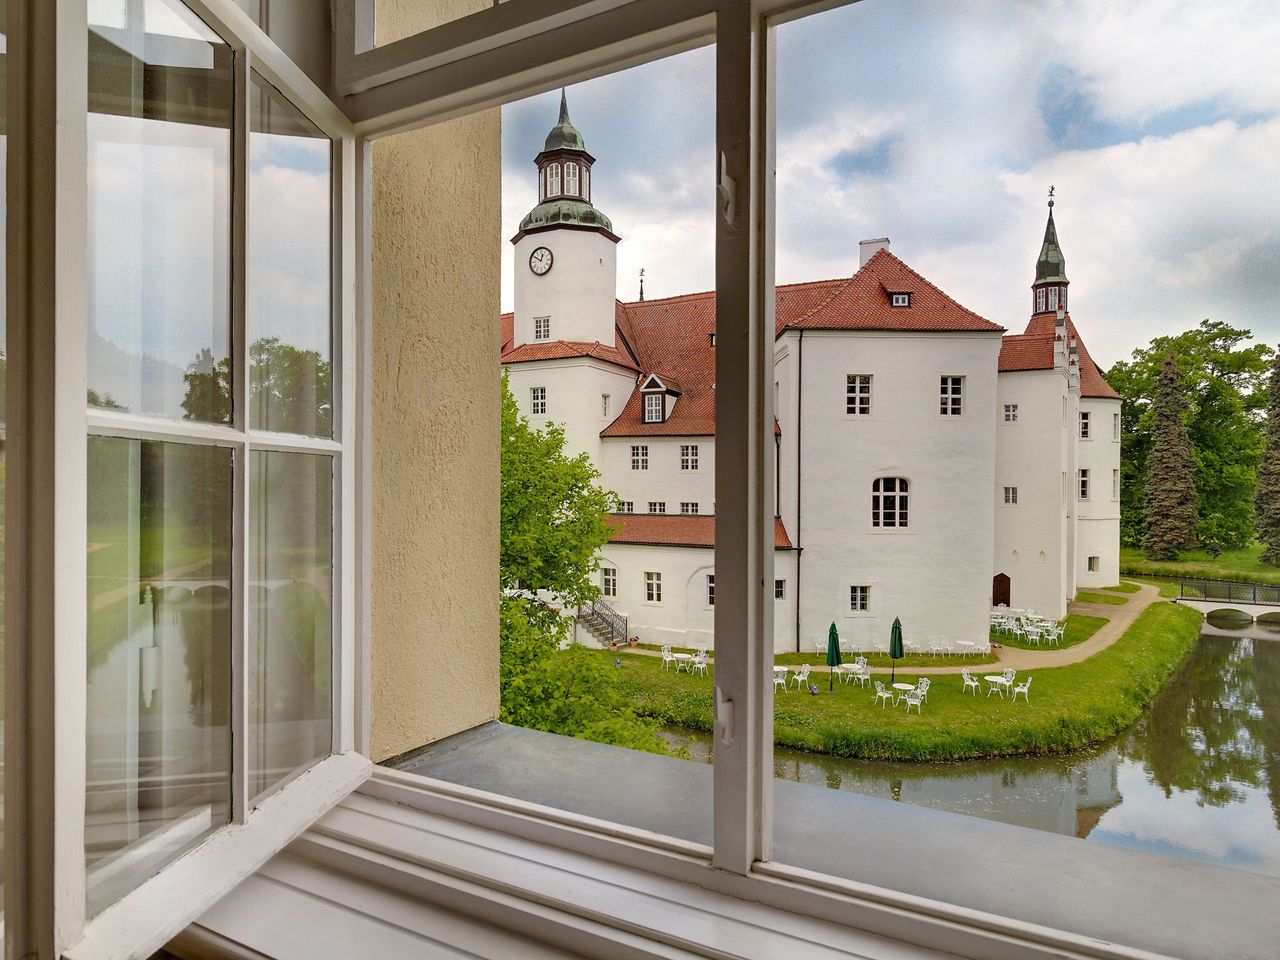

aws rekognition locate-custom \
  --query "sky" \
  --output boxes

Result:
[500,0,1280,369]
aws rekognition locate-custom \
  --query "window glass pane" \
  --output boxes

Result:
[86,437,232,915]
[249,72,333,437]
[87,0,233,421]
[249,450,333,803]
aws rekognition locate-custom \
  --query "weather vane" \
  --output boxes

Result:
[639,267,646,302]
[1048,184,1055,208]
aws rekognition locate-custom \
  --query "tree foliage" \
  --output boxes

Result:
[1108,319,1269,550]
[1255,347,1280,564]
[1141,354,1200,560]
[499,374,666,753]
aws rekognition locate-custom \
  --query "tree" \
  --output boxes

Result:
[499,374,666,753]
[1142,353,1200,560]
[1256,347,1280,564]
[1108,319,1269,549]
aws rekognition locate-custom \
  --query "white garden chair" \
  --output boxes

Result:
[872,680,893,708]
[1012,675,1033,702]
[961,668,980,696]
[773,671,787,692]
[916,677,932,704]
[691,651,708,677]
[901,687,924,714]
[814,637,827,660]
[661,645,675,670]
[790,663,811,690]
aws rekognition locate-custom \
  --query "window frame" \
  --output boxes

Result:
[846,373,871,415]
[531,385,547,414]
[681,443,700,470]
[631,444,648,470]
[534,314,551,341]
[681,501,699,514]
[939,375,963,416]
[849,584,871,612]
[871,476,910,529]
[1003,403,1018,422]
[1078,468,1090,501]
[648,500,666,514]
[1079,410,1090,439]
[601,566,617,598]
[644,571,663,604]
[1002,486,1018,505]
[644,392,665,423]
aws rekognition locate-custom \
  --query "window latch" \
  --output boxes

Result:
[717,152,736,226]
[714,687,734,745]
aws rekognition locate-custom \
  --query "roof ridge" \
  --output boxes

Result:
[616,275,848,309]
[788,273,855,328]
[872,248,999,327]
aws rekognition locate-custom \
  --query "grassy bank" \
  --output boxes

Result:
[1120,544,1280,585]
[1102,582,1141,593]
[992,613,1107,651]
[600,601,1202,762]
[1074,591,1129,605]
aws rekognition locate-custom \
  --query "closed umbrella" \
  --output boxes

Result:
[825,622,842,691]
[889,617,905,684]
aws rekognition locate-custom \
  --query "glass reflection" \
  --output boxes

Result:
[87,0,233,421]
[249,450,333,802]
[86,437,232,915]
[249,72,332,437]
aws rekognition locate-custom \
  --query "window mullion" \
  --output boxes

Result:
[230,43,251,823]
[712,3,775,876]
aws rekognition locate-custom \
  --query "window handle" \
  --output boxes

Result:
[714,687,734,746]
[717,152,736,226]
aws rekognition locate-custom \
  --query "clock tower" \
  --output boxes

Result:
[512,90,620,349]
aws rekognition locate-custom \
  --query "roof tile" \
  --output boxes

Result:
[606,514,794,549]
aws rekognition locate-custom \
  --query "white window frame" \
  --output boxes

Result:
[564,160,579,196]
[1079,468,1090,501]
[889,292,909,307]
[1047,286,1059,311]
[602,393,610,417]
[872,476,910,528]
[631,444,648,470]
[939,375,963,415]
[531,385,547,414]
[706,573,716,607]
[534,315,551,341]
[1035,287,1046,312]
[681,501,699,514]
[644,392,665,423]
[545,161,561,196]
[648,501,666,514]
[644,571,662,604]
[846,373,871,415]
[581,163,590,201]
[1079,410,1090,439]
[1003,486,1018,505]
[601,566,616,598]
[1088,556,1100,573]
[1003,403,1018,422]
[774,579,786,600]
[1114,411,1121,441]
[849,584,871,612]
[619,501,634,514]
[1114,468,1121,501]
[8,2,370,956]
[681,443,700,470]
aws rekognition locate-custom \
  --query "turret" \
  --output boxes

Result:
[1031,188,1069,316]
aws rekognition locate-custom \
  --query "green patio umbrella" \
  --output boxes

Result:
[889,617,905,684]
[825,622,842,691]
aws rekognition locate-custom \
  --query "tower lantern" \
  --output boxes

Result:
[1031,187,1069,316]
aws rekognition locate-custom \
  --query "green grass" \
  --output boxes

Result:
[1074,590,1129,605]
[633,642,996,668]
[991,613,1107,651]
[1120,544,1280,585]
[597,601,1201,761]
[1123,574,1180,598]
[1102,582,1142,594]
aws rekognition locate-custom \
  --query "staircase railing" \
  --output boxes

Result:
[577,598,628,642]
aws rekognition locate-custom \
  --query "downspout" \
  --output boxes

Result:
[795,331,804,653]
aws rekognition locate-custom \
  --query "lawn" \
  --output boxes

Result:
[1074,590,1129,605]
[1122,575,1180,598]
[991,613,1107,651]
[596,601,1201,761]
[1102,582,1141,593]
[1120,544,1280,585]
[635,642,997,668]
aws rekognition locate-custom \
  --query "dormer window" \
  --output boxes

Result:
[890,292,910,308]
[564,161,579,197]
[644,393,664,423]
[545,162,561,197]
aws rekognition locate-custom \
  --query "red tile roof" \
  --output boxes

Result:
[606,513,794,550]
[502,338,639,372]
[1021,313,1121,399]
[998,334,1057,372]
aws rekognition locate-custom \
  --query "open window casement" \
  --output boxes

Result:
[6,2,366,957]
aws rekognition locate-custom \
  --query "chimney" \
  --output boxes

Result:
[859,237,890,268]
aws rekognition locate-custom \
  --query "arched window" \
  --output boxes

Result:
[872,477,909,528]
[546,162,561,197]
[582,165,590,201]
[1035,287,1045,312]
[564,161,579,196]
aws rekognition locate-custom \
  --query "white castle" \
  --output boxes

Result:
[501,93,1121,653]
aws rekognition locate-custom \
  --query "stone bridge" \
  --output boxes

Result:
[1173,578,1280,621]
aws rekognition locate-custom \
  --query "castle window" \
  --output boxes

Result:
[1036,287,1046,312]
[890,292,910,307]
[846,374,871,415]
[1047,286,1059,311]
[1088,556,1100,573]
[1003,486,1018,505]
[706,574,715,607]
[774,579,786,600]
[1078,468,1090,500]
[939,375,964,415]
[1004,403,1018,422]
[1114,412,1121,440]
[530,386,546,415]
[545,161,561,196]
[582,164,590,201]
[644,393,664,423]
[645,571,662,604]
[1061,287,1068,310]
[648,501,666,514]
[534,315,550,341]
[602,394,610,417]
[601,566,616,598]
[680,502,699,515]
[619,501,633,514]
[564,161,579,196]
[850,585,871,612]
[631,445,648,470]
[1079,411,1090,438]
[681,444,699,470]
[872,476,909,528]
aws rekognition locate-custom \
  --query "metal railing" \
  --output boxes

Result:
[577,598,628,642]
[1179,578,1280,606]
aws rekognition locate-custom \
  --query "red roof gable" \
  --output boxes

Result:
[606,513,793,549]
[502,338,639,372]
[1020,313,1121,400]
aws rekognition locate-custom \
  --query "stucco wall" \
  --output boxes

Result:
[370,0,501,761]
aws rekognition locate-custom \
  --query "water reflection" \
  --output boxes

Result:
[669,617,1280,876]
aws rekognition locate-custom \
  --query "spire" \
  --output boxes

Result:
[1035,186,1068,285]
[542,87,587,153]
[639,268,645,301]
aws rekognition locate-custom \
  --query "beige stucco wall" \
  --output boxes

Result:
[370,0,501,761]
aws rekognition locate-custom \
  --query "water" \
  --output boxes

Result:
[666,615,1280,878]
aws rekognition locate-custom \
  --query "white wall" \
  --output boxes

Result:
[513,228,618,347]
[504,357,638,465]
[1075,397,1122,588]
[790,330,1002,652]
[597,544,797,651]
[600,437,716,512]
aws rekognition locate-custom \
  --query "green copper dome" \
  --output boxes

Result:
[519,198,614,236]
[543,88,586,153]
[1034,201,1069,285]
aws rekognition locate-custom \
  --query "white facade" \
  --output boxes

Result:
[513,227,618,347]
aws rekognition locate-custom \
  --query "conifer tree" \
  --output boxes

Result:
[1142,353,1199,560]
[1255,346,1280,564]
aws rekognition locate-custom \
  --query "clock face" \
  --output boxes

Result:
[529,246,553,276]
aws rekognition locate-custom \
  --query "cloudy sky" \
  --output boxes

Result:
[501,0,1280,369]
